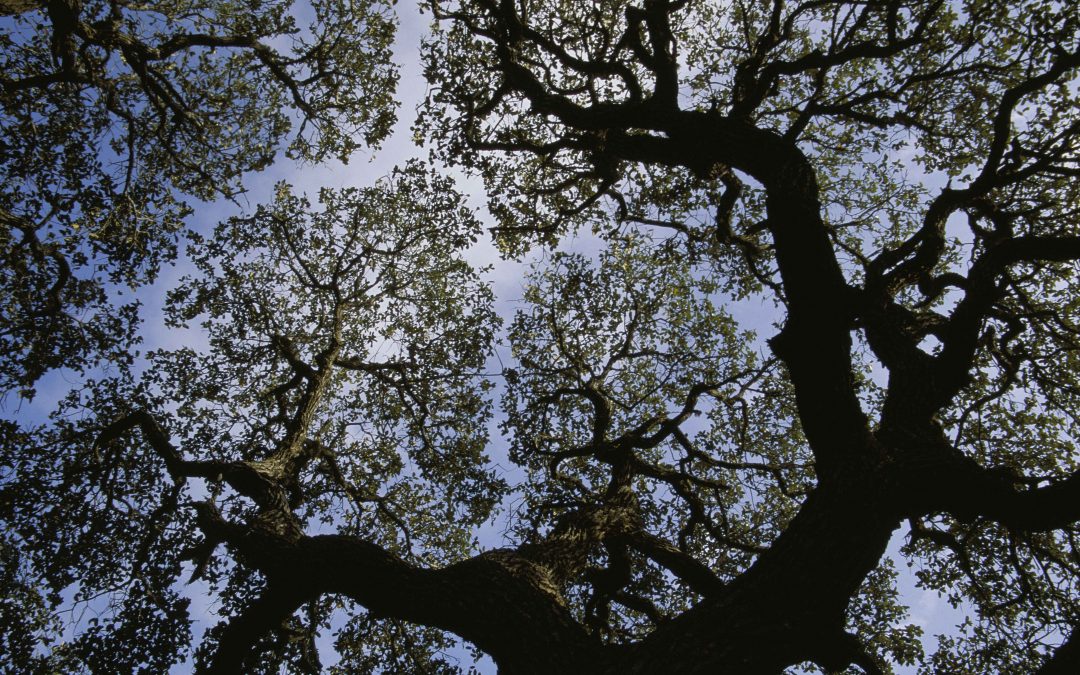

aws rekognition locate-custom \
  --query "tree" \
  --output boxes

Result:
[2,0,1080,673]
[0,0,397,395]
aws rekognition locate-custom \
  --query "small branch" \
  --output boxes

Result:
[625,531,725,597]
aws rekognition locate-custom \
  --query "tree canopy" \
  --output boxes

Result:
[2,0,1080,673]
[1,0,397,395]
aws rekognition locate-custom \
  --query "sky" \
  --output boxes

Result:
[6,1,977,672]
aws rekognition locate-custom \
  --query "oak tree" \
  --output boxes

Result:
[0,0,397,395]
[3,0,1080,673]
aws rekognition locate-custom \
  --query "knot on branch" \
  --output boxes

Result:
[478,549,566,603]
[526,499,642,583]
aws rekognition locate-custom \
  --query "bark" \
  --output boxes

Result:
[197,526,607,674]
[205,587,308,675]
[618,481,899,673]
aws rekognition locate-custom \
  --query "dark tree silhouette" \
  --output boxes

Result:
[2,0,1080,673]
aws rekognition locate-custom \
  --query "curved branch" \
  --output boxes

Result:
[194,511,606,673]
[625,531,725,597]
[95,411,293,518]
[203,585,308,675]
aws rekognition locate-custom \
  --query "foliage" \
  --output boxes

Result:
[0,0,397,395]
[2,0,1080,673]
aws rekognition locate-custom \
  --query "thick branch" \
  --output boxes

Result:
[197,517,605,673]
[935,462,1080,533]
[618,481,899,672]
[203,585,308,675]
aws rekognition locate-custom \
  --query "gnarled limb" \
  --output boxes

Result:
[195,506,607,673]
